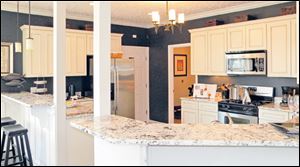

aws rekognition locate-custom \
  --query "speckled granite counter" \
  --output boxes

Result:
[66,98,94,119]
[180,97,223,103]
[71,115,299,147]
[259,103,293,113]
[1,92,54,107]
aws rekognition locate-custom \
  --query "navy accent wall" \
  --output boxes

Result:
[148,2,298,123]
[1,11,149,93]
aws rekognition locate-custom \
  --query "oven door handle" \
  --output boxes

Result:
[226,113,234,124]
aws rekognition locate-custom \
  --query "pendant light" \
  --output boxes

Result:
[15,1,22,53]
[26,1,33,50]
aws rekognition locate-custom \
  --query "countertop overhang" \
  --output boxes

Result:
[70,115,299,147]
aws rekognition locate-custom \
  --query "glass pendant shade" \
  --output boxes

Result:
[178,13,185,24]
[26,38,33,50]
[15,42,22,52]
[168,9,176,21]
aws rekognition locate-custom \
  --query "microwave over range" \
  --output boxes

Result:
[226,50,267,75]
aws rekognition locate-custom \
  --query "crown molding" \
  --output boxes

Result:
[1,1,293,29]
[185,1,292,21]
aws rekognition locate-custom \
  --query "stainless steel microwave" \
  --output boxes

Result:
[226,51,267,75]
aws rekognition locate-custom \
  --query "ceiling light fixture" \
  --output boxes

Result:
[151,1,185,34]
[15,1,22,53]
[26,1,33,50]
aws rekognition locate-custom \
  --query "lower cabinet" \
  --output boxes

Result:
[181,99,218,124]
[182,109,199,124]
[1,100,6,118]
[259,108,293,124]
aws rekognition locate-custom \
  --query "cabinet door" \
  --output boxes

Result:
[267,20,291,77]
[24,30,43,77]
[45,32,53,76]
[1,100,6,118]
[111,35,122,53]
[208,29,227,76]
[75,34,87,75]
[86,34,93,55]
[259,109,291,124]
[246,23,267,50]
[66,33,76,76]
[182,109,198,124]
[191,32,208,75]
[227,26,246,52]
[200,111,218,124]
[291,19,298,78]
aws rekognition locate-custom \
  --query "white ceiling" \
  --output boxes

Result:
[1,1,290,28]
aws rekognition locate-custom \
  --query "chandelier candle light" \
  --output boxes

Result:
[151,1,185,34]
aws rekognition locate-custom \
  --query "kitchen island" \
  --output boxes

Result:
[1,92,94,166]
[71,115,299,166]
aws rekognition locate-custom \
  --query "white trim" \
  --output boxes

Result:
[1,1,292,28]
[168,43,191,124]
[297,1,299,84]
[93,1,111,117]
[53,2,67,165]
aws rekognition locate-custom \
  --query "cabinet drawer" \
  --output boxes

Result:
[182,109,198,124]
[199,102,218,112]
[259,109,290,122]
[181,100,198,110]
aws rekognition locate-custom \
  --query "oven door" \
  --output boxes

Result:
[218,111,258,124]
[226,52,266,75]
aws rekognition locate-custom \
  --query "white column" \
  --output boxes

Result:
[93,1,111,117]
[53,2,67,165]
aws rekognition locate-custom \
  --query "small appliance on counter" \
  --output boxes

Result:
[281,86,299,107]
[218,86,274,124]
[31,78,48,94]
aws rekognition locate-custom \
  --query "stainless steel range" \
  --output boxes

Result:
[218,86,274,124]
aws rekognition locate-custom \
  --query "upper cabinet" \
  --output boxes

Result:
[191,32,208,75]
[21,25,123,77]
[86,33,123,55]
[227,26,246,52]
[190,14,298,79]
[207,29,227,76]
[267,20,292,77]
[245,23,266,50]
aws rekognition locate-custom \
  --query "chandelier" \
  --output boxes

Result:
[150,1,185,34]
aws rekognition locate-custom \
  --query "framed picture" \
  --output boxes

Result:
[174,54,187,77]
[1,42,13,76]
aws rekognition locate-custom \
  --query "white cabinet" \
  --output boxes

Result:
[246,23,266,50]
[22,28,53,77]
[85,33,123,55]
[86,34,93,56]
[259,108,292,124]
[191,32,208,75]
[267,20,291,77]
[291,19,298,78]
[207,29,227,76]
[21,25,123,77]
[227,26,246,52]
[190,14,296,78]
[1,100,6,118]
[182,109,199,124]
[181,99,218,124]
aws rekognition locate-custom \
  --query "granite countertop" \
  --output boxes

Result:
[180,97,223,103]
[1,92,54,107]
[66,98,94,119]
[259,103,293,113]
[70,115,299,147]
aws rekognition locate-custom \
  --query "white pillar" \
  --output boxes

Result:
[93,1,111,117]
[53,2,67,165]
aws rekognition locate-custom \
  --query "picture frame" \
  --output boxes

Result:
[1,42,14,76]
[174,54,187,77]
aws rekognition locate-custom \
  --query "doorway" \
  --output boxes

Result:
[168,43,196,124]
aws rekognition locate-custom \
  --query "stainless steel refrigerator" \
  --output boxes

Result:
[111,58,135,119]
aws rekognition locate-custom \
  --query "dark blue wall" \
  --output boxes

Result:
[148,2,298,123]
[1,11,149,93]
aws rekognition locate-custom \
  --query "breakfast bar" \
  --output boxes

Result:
[71,115,299,166]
